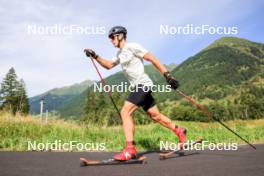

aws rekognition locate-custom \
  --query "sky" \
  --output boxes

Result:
[0,0,263,97]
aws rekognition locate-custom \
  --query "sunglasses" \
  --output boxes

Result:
[110,34,119,40]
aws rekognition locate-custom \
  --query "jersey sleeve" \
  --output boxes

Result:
[129,43,148,58]
[112,56,120,65]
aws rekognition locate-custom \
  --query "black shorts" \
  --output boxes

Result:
[127,85,156,111]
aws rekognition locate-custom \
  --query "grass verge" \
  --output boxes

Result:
[0,111,263,151]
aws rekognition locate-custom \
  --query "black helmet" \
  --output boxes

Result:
[108,26,127,38]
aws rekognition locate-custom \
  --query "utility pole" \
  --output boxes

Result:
[45,109,48,123]
[40,98,44,120]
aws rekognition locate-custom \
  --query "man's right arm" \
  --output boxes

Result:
[96,56,118,70]
[84,48,117,70]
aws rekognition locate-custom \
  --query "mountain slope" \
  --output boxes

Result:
[169,37,264,99]
[29,80,94,114]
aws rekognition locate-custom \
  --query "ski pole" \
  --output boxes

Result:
[176,89,256,150]
[88,56,122,119]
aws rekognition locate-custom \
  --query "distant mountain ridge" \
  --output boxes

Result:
[29,79,94,114]
[170,37,264,98]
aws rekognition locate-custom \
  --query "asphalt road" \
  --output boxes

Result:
[0,144,263,176]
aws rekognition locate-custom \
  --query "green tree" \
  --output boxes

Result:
[83,89,97,123]
[0,67,19,114]
[0,68,29,114]
[15,79,30,114]
[106,91,122,126]
[238,85,264,119]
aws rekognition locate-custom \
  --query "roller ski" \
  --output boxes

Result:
[80,156,146,166]
[159,137,203,160]
[80,145,146,166]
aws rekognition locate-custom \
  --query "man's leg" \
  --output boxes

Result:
[147,105,187,148]
[113,101,138,161]
[146,105,175,130]
[120,101,138,142]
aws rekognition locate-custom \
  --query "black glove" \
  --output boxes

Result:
[84,49,98,59]
[164,72,179,90]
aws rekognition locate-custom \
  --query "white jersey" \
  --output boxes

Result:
[112,42,153,87]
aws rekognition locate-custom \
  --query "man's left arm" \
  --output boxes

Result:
[143,52,168,74]
[143,52,180,89]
